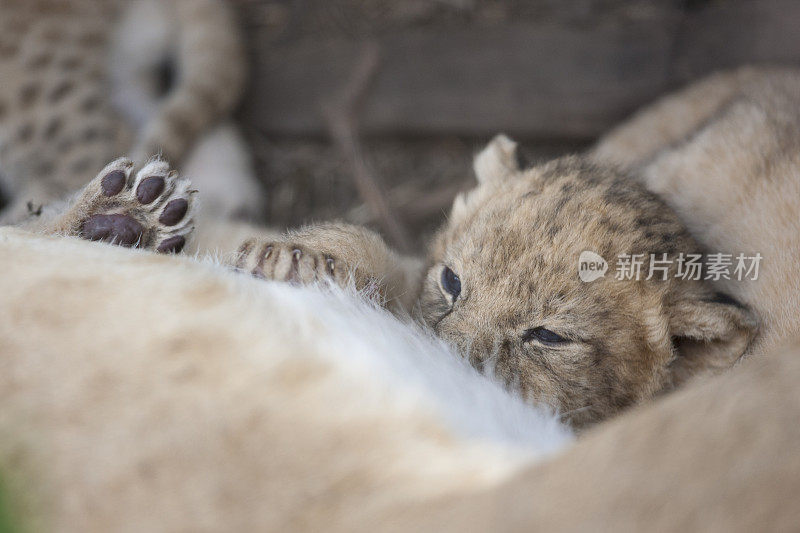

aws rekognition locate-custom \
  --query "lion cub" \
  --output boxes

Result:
[25,68,795,429]
[234,145,757,427]
[234,67,800,428]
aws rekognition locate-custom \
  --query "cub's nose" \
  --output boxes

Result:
[439,328,496,373]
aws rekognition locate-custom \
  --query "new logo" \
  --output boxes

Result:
[578,251,607,282]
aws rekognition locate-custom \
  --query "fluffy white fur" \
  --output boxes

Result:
[256,271,572,450]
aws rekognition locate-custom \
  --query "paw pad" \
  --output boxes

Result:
[135,176,165,204]
[100,170,126,196]
[77,158,195,253]
[81,213,143,246]
[156,235,186,254]
[159,199,189,226]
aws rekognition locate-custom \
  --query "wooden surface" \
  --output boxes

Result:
[238,0,800,140]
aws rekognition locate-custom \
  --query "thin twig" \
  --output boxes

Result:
[322,41,412,253]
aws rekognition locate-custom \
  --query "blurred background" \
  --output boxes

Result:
[228,0,800,250]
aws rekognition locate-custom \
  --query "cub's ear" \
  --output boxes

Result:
[473,134,522,184]
[665,291,759,387]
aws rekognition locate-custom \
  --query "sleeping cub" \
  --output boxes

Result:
[233,147,757,428]
[234,67,800,427]
[18,67,799,428]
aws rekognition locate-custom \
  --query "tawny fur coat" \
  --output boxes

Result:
[1,227,799,531]
[2,65,800,531]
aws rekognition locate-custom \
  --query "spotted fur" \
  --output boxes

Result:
[420,149,756,427]
[226,68,800,428]
[0,0,246,222]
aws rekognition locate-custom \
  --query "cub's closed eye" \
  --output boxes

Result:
[441,266,461,300]
[522,327,569,345]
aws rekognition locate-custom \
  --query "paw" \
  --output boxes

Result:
[77,158,195,253]
[234,240,349,287]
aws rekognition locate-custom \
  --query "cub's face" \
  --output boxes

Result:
[420,136,757,428]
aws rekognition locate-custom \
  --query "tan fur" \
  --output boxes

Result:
[420,150,759,427]
[9,67,796,429]
[381,339,800,532]
[1,66,800,530]
[0,227,798,531]
[233,223,424,313]
[593,65,800,358]
[0,228,522,532]
[0,0,245,223]
[237,68,800,427]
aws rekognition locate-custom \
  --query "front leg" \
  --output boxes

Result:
[232,223,423,314]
